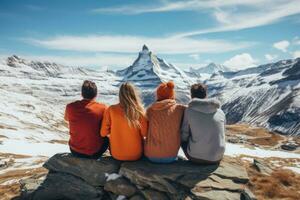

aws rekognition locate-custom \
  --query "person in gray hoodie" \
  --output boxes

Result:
[181,83,226,164]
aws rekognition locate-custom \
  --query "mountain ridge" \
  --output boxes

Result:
[1,46,299,135]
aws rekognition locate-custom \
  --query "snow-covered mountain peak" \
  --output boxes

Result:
[142,44,149,52]
[117,45,193,89]
[190,62,231,75]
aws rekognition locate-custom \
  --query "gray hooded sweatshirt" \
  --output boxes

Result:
[181,98,226,162]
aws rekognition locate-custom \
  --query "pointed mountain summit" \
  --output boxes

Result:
[142,44,149,51]
[117,45,191,88]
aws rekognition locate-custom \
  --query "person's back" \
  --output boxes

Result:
[145,81,185,163]
[181,83,225,163]
[101,82,147,161]
[65,80,108,158]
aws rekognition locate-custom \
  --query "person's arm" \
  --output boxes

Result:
[181,108,190,142]
[64,105,69,121]
[100,107,111,137]
[139,115,148,140]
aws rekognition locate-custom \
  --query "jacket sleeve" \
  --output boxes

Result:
[139,115,148,138]
[181,108,190,142]
[100,107,111,137]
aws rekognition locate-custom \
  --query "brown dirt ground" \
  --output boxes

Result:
[226,124,285,147]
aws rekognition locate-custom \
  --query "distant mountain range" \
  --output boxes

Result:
[190,62,231,75]
[0,46,299,135]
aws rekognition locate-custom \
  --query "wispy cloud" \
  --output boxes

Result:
[174,1,300,38]
[24,34,253,54]
[92,0,300,38]
[273,40,290,52]
[91,0,269,15]
[265,54,278,61]
[223,53,257,70]
[189,54,200,60]
[292,51,300,59]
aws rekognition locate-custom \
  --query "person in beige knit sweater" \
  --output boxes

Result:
[144,81,185,163]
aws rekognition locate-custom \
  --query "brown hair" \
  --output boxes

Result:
[191,83,207,99]
[119,82,145,128]
[81,80,97,99]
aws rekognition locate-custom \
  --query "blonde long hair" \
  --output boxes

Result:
[119,82,145,128]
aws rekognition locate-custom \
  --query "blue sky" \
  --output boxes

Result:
[0,0,300,70]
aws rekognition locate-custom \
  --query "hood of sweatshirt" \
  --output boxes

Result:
[188,98,221,114]
[150,99,176,111]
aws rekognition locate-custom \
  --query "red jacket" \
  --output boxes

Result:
[65,99,107,155]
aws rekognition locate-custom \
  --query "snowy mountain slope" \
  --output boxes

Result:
[0,56,120,158]
[205,58,300,135]
[190,62,231,75]
[116,45,194,105]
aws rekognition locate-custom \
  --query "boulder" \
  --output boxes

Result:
[129,194,146,200]
[281,143,298,151]
[119,159,249,195]
[253,159,273,175]
[104,177,137,197]
[43,153,120,186]
[18,153,254,200]
[191,190,241,200]
[141,189,169,200]
[31,172,104,200]
[19,177,45,195]
[0,159,7,169]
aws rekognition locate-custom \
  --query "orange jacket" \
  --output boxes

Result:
[65,99,107,155]
[144,99,185,158]
[100,104,148,161]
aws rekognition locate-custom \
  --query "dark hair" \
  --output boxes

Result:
[191,83,207,99]
[81,80,97,99]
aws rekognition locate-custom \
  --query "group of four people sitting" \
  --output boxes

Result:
[64,80,226,164]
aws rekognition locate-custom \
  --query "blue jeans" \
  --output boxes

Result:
[147,157,176,163]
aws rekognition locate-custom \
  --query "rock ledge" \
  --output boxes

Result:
[19,153,255,200]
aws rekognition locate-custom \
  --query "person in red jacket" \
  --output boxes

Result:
[64,80,108,159]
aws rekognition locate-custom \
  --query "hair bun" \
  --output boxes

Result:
[166,81,175,89]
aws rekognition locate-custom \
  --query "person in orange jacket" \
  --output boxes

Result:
[144,81,185,163]
[100,82,148,161]
[65,80,108,159]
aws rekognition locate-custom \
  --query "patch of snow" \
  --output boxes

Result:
[283,166,300,174]
[0,139,69,157]
[105,173,121,181]
[225,143,300,159]
[116,195,126,200]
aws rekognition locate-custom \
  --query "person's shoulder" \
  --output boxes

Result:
[176,103,187,111]
[67,100,82,108]
[107,103,121,111]
[93,101,107,109]
[216,108,226,118]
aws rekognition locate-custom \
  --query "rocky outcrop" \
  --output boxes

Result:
[18,153,255,200]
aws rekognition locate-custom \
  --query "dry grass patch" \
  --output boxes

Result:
[0,183,21,200]
[0,167,47,184]
[0,153,31,159]
[226,124,284,147]
[246,163,300,200]
[0,167,47,200]
[49,139,68,145]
